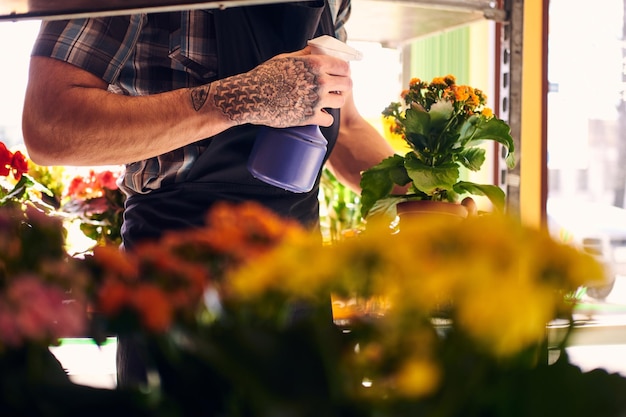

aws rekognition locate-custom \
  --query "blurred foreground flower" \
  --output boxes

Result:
[2,200,626,417]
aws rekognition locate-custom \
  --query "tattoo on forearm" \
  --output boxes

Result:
[191,84,210,111]
[212,58,320,126]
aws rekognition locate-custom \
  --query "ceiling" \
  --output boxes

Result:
[0,0,505,46]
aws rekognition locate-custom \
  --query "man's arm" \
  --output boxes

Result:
[22,49,351,166]
[326,89,397,192]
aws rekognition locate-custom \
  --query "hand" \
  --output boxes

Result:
[209,48,352,128]
[461,197,478,216]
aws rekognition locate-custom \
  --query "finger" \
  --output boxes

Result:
[312,109,335,127]
[305,54,350,77]
[318,90,347,109]
[318,74,352,100]
[461,197,478,216]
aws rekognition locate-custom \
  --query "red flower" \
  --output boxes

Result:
[0,143,11,177]
[67,169,120,199]
[10,151,28,180]
[94,170,118,190]
[67,175,90,198]
[0,143,30,180]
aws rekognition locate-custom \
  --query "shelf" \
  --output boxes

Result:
[347,0,505,47]
[1,0,506,47]
[0,0,293,21]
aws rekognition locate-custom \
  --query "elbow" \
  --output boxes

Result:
[22,113,63,166]
[22,120,48,165]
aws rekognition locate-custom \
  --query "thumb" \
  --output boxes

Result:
[278,46,312,59]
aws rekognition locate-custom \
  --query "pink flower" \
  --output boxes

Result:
[0,276,87,347]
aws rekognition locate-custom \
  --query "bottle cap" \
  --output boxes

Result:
[307,35,363,61]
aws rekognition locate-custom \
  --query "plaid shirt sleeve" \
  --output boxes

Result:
[31,15,145,85]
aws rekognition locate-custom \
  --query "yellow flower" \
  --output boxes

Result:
[481,107,494,118]
[394,357,441,398]
[227,231,334,300]
[456,275,554,357]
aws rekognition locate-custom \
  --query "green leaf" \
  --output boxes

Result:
[404,154,459,196]
[459,116,516,169]
[2,175,32,202]
[403,105,431,138]
[365,197,401,223]
[428,100,454,130]
[505,151,517,170]
[359,155,410,218]
[457,147,486,171]
[453,181,506,211]
[404,132,431,153]
[22,173,54,197]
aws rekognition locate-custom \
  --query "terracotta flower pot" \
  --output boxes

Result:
[396,200,469,220]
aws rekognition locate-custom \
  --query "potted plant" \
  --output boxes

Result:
[359,75,516,221]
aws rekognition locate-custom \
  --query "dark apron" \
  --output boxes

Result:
[117,2,340,388]
[121,2,340,250]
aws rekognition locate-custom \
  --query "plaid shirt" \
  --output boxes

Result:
[31,2,350,196]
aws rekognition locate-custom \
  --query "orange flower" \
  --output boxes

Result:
[93,245,139,279]
[466,89,480,107]
[474,88,486,102]
[203,200,303,259]
[431,76,446,86]
[132,284,173,333]
[454,85,471,103]
[97,279,131,316]
[134,241,208,299]
[443,74,456,85]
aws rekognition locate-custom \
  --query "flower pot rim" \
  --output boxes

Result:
[396,200,469,217]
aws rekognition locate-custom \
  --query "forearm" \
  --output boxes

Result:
[23,59,232,166]
[328,110,396,193]
[22,52,350,166]
[24,90,226,166]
